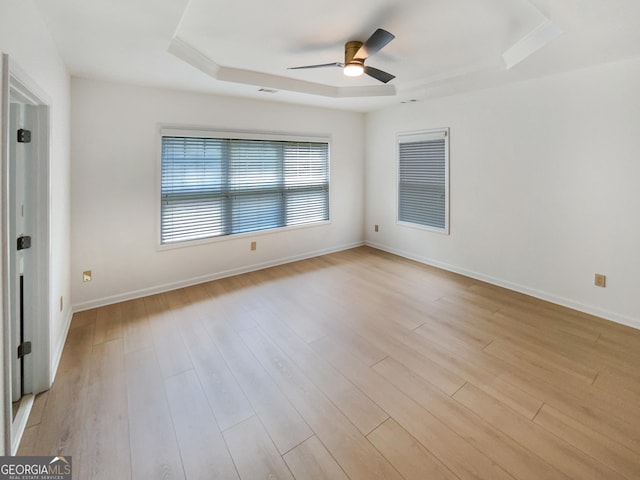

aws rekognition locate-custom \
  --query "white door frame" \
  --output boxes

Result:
[1,54,51,455]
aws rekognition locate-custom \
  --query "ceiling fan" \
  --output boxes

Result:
[288,28,396,83]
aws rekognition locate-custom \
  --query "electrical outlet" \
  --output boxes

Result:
[83,270,92,282]
[374,224,379,232]
[594,273,606,288]
[250,241,257,251]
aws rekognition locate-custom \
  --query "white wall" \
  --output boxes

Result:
[71,78,365,309]
[366,58,640,328]
[0,0,71,452]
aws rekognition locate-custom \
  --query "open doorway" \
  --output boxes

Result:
[2,55,51,455]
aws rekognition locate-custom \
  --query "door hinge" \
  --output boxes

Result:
[17,235,31,250]
[17,341,32,359]
[17,129,32,143]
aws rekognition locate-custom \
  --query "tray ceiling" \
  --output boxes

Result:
[34,0,640,111]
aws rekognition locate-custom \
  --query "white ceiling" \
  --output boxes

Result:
[34,0,640,112]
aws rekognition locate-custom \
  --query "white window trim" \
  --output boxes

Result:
[156,127,332,250]
[160,127,329,145]
[396,127,450,235]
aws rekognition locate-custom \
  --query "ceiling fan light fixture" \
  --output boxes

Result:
[343,62,364,77]
[289,29,395,83]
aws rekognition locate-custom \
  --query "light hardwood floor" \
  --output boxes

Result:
[18,247,640,479]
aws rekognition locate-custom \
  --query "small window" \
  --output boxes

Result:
[160,131,329,245]
[397,128,449,234]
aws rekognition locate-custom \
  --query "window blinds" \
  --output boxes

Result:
[161,135,329,244]
[398,130,448,232]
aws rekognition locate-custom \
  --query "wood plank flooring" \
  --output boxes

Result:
[18,246,640,479]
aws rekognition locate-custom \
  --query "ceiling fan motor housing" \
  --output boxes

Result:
[345,41,364,65]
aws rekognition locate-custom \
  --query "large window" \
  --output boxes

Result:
[160,131,329,245]
[398,128,449,234]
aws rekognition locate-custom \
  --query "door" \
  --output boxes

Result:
[2,54,51,455]
[8,101,35,407]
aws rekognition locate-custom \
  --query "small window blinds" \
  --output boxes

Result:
[397,129,449,233]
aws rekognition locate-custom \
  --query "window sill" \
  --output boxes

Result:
[156,220,332,252]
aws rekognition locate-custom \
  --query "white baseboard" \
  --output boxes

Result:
[50,307,74,385]
[366,241,640,331]
[72,241,364,312]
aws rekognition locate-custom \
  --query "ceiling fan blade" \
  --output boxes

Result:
[355,28,395,60]
[288,62,343,70]
[364,66,395,84]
